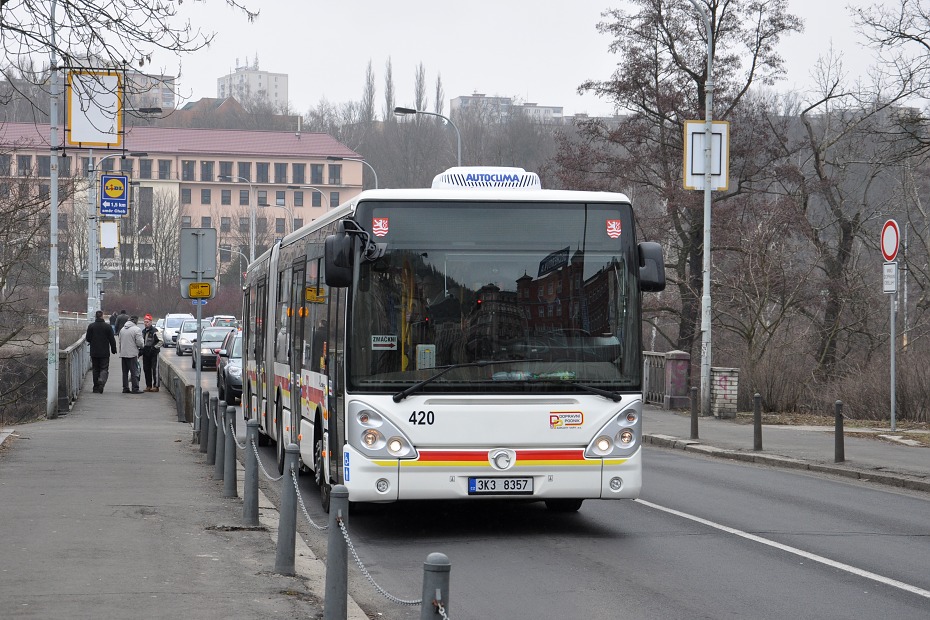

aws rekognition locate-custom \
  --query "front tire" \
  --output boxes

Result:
[545,499,583,512]
[314,431,332,513]
[275,400,286,474]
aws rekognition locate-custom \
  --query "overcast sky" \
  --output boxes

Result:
[164,0,874,118]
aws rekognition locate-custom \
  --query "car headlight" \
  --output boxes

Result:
[179,338,191,345]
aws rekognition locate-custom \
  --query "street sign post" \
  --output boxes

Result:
[881,219,900,433]
[100,174,129,216]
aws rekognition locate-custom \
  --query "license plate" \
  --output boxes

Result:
[468,477,534,495]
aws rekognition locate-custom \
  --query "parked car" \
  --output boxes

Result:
[175,319,206,356]
[162,313,194,348]
[211,315,238,328]
[192,326,236,370]
[216,330,242,404]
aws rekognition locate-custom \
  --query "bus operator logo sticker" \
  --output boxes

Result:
[372,218,389,237]
[606,220,622,239]
[550,412,584,429]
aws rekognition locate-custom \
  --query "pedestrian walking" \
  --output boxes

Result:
[115,309,130,335]
[85,310,117,393]
[109,310,118,334]
[118,315,144,394]
[140,314,162,392]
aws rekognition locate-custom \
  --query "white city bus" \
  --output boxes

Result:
[243,167,665,512]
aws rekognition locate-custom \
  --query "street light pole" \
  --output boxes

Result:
[47,0,60,417]
[687,0,715,417]
[219,175,255,262]
[287,185,330,208]
[393,107,462,167]
[326,155,379,189]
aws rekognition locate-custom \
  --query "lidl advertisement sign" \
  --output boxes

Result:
[100,174,129,216]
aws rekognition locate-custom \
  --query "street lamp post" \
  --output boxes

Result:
[393,107,462,167]
[326,155,379,189]
[219,175,256,262]
[87,150,147,317]
[264,202,295,235]
[47,0,60,416]
[287,185,330,208]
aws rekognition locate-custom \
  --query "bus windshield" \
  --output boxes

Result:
[348,200,642,395]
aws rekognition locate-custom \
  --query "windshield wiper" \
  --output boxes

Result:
[529,378,623,402]
[392,359,540,402]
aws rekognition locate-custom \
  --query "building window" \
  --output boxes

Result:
[219,244,231,262]
[201,216,212,228]
[138,186,153,232]
[294,191,303,207]
[201,188,211,204]
[181,215,192,227]
[139,243,153,259]
[39,183,49,197]
[221,189,231,205]
[0,154,10,175]
[274,162,287,183]
[100,247,115,259]
[256,162,269,183]
[59,155,72,177]
[329,192,339,207]
[239,217,249,232]
[181,188,191,204]
[139,159,152,179]
[219,161,233,180]
[38,156,51,177]
[59,213,68,230]
[294,218,303,229]
[310,164,323,185]
[17,155,32,175]
[292,163,306,184]
[120,243,134,258]
[80,157,92,177]
[200,160,214,182]
[275,190,285,206]
[257,217,267,233]
[311,191,322,208]
[100,158,115,173]
[237,161,251,182]
[120,158,133,174]
[181,160,195,181]
[158,160,171,180]
[275,218,285,234]
[327,163,341,185]
[220,217,231,232]
[257,190,268,206]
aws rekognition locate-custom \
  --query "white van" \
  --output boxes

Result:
[162,313,194,348]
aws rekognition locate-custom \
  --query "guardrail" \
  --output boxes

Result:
[56,336,89,415]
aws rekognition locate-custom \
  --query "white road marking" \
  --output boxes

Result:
[635,499,930,600]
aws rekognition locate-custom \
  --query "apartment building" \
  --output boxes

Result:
[0,122,361,291]
[216,59,288,109]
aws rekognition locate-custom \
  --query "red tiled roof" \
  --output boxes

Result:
[0,122,359,159]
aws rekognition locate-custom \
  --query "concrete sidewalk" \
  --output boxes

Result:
[643,405,930,493]
[0,360,327,619]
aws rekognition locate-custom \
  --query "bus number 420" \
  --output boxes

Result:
[409,411,435,425]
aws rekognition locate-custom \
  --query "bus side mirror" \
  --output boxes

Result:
[638,241,666,292]
[324,232,354,287]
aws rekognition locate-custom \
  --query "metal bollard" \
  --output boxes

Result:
[174,376,184,423]
[324,484,350,620]
[420,552,451,620]
[223,406,237,498]
[243,420,260,526]
[202,395,217,453]
[214,400,227,480]
[753,393,762,451]
[274,443,301,576]
[195,389,209,444]
[206,397,218,465]
[690,386,699,440]
[835,400,845,463]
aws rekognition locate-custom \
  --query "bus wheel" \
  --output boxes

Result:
[314,435,331,513]
[275,402,286,475]
[545,499,583,513]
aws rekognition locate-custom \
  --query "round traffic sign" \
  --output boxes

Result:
[881,219,900,262]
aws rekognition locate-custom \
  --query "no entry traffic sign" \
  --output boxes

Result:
[881,219,900,262]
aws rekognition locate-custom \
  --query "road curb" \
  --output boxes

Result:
[644,433,930,494]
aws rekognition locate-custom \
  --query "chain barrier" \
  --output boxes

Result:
[250,438,284,481]
[337,516,422,607]
[436,599,451,620]
[290,469,328,531]
[231,422,246,450]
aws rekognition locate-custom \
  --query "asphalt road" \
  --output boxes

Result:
[165,354,930,619]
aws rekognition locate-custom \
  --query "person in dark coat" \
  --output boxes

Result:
[115,309,130,334]
[109,310,118,333]
[140,314,162,392]
[86,310,117,393]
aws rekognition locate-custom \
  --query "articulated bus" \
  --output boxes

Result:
[243,167,665,512]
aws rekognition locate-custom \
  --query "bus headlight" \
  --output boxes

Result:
[348,401,418,459]
[584,402,642,458]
